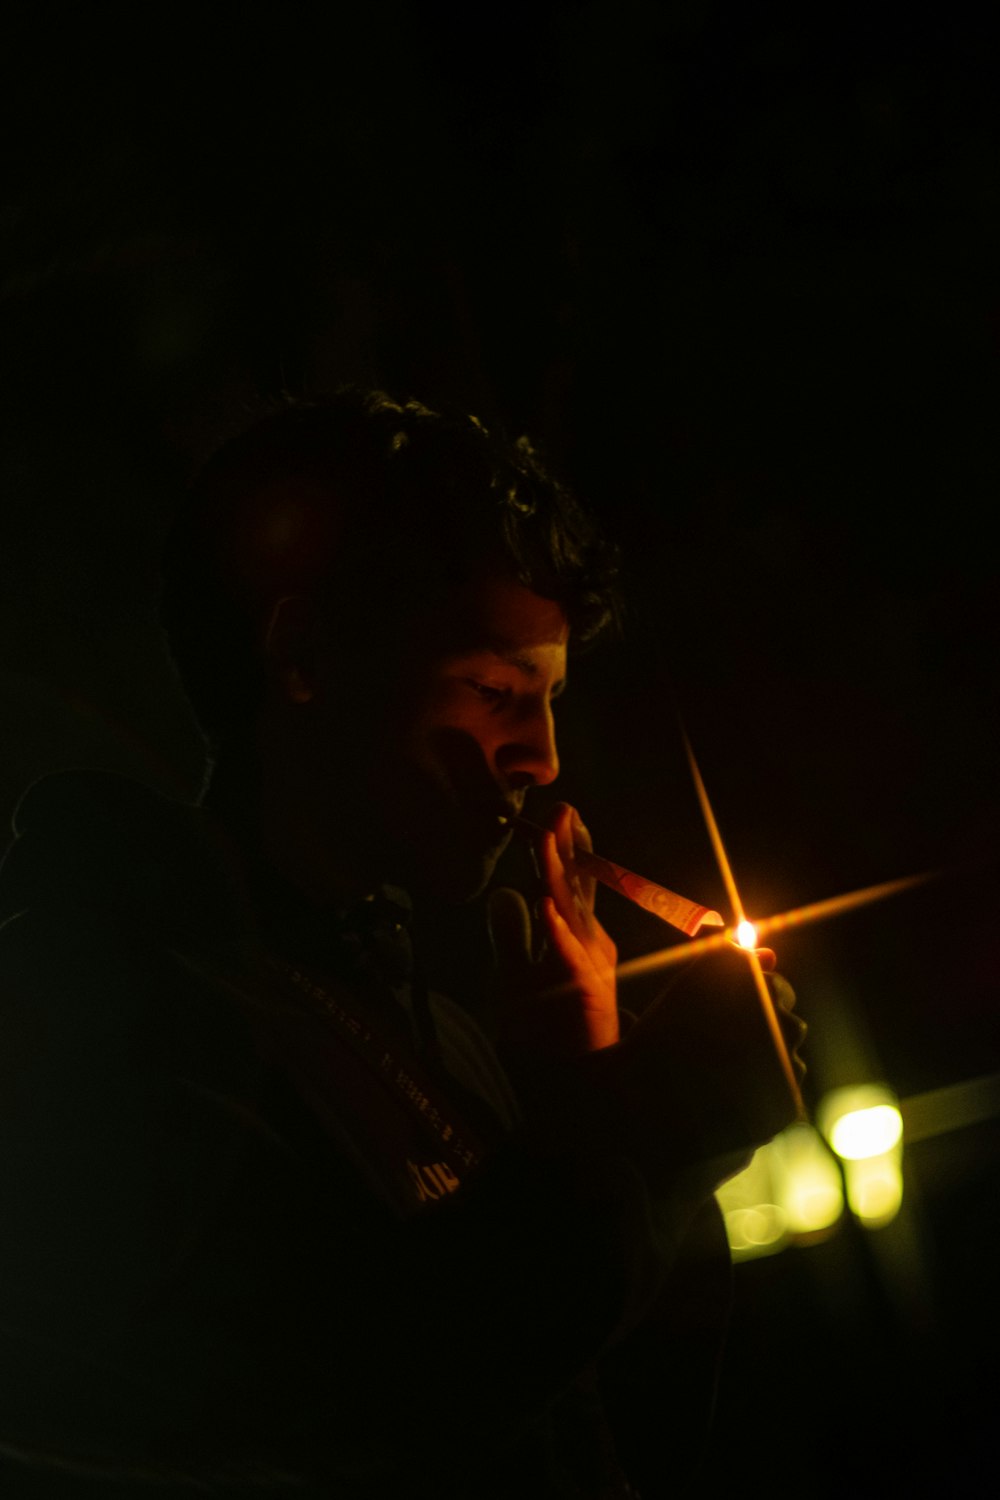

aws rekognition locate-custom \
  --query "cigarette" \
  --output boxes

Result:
[506,816,724,938]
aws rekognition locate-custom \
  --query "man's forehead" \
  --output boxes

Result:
[445,574,570,654]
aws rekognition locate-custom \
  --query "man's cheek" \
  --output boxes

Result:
[419,726,497,794]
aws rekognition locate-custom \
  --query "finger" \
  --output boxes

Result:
[785,1017,808,1083]
[547,802,575,870]
[539,895,603,991]
[547,803,593,916]
[755,947,776,972]
[551,804,599,918]
[766,973,808,1080]
[535,808,619,972]
[544,899,619,1002]
[538,824,591,941]
[569,807,598,911]
[767,972,797,1011]
[548,805,616,964]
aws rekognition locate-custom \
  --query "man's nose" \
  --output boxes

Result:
[497,704,560,789]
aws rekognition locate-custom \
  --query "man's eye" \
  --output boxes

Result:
[466,680,507,703]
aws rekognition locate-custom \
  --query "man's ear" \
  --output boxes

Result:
[262,594,320,704]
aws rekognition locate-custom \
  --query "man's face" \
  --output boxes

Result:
[362,572,569,901]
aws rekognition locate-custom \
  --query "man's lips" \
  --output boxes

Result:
[463,799,522,848]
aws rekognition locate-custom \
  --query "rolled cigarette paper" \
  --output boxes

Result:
[511,817,724,938]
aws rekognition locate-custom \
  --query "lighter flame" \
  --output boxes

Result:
[735,919,758,950]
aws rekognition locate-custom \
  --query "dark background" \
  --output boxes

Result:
[2,3,997,1493]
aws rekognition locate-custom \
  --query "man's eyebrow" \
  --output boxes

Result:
[492,649,567,695]
[495,650,541,676]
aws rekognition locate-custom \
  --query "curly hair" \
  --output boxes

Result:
[156,388,621,761]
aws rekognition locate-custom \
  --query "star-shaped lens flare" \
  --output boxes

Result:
[611,868,931,984]
[681,731,808,1120]
[515,751,934,1127]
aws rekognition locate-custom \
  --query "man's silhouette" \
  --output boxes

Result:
[0,390,804,1496]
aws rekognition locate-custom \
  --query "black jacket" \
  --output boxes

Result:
[0,769,732,1498]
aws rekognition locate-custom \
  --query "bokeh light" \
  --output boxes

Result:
[818,1084,904,1228]
[770,1123,844,1239]
[718,1123,845,1258]
[829,1104,903,1161]
[716,1146,788,1260]
[842,1154,903,1227]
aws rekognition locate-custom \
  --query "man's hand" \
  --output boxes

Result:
[488,802,619,1064]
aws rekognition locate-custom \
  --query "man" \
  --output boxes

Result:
[0,390,804,1496]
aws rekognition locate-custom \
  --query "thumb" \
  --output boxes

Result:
[487,886,533,977]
